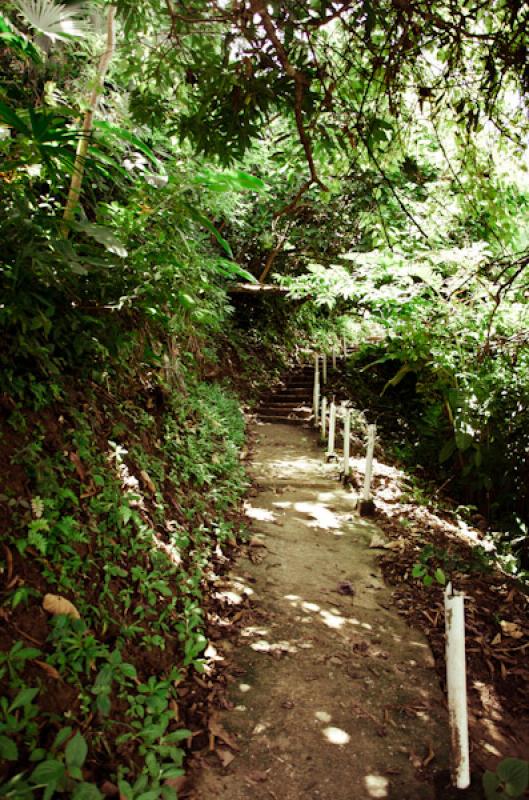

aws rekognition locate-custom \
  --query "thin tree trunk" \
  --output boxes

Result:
[61,6,116,236]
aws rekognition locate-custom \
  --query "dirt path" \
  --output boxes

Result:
[192,422,451,800]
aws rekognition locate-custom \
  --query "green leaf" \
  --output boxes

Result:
[483,771,501,800]
[93,121,160,167]
[70,221,128,258]
[10,686,39,712]
[423,575,433,587]
[185,204,233,258]
[0,735,18,761]
[412,564,426,578]
[52,726,73,751]
[434,568,446,585]
[30,758,65,785]
[439,438,457,463]
[497,759,529,796]
[71,783,104,800]
[120,663,137,678]
[65,731,88,770]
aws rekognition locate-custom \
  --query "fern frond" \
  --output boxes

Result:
[15,0,91,42]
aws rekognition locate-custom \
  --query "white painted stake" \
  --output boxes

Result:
[343,334,347,357]
[362,424,376,501]
[321,396,327,439]
[327,400,336,456]
[445,583,470,789]
[332,349,337,370]
[313,357,320,426]
[343,409,351,480]
[322,353,327,384]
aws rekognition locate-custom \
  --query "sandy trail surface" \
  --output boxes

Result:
[192,422,450,800]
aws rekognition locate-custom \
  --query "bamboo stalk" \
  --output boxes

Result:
[61,6,116,236]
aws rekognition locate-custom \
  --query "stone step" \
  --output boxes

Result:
[257,407,311,417]
[261,387,312,400]
[257,415,310,426]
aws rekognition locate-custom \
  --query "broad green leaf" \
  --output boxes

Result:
[0,735,18,761]
[497,759,529,796]
[30,758,65,785]
[483,771,501,799]
[71,783,104,800]
[93,121,160,167]
[65,731,88,770]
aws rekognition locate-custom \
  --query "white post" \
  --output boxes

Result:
[322,353,327,385]
[313,357,320,426]
[362,424,376,501]
[332,349,337,370]
[327,400,336,457]
[343,409,351,481]
[321,396,327,439]
[444,583,470,789]
[343,334,347,357]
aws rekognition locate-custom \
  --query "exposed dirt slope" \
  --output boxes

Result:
[191,423,450,800]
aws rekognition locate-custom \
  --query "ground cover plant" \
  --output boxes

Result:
[3,0,529,795]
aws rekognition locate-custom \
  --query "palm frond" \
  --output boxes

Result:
[15,0,91,43]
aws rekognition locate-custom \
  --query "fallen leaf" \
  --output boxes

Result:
[34,660,61,680]
[249,537,266,548]
[208,715,240,751]
[3,544,13,583]
[369,533,387,549]
[500,620,524,639]
[216,747,236,767]
[43,594,80,619]
[336,581,355,596]
[491,633,501,645]
[140,470,157,494]
[69,452,86,481]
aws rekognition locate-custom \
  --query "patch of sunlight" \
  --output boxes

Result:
[347,617,361,626]
[244,503,277,522]
[298,616,313,624]
[253,722,268,735]
[320,609,345,629]
[230,579,254,596]
[316,491,340,503]
[302,601,320,612]
[284,594,301,601]
[234,705,247,712]
[153,537,182,566]
[204,644,222,662]
[240,625,269,638]
[410,639,428,649]
[361,621,373,630]
[364,774,389,798]
[215,590,243,604]
[239,683,251,693]
[273,501,292,509]
[273,457,320,473]
[315,711,332,723]
[322,726,350,745]
[483,741,503,757]
[298,642,314,649]
[250,639,298,654]
[294,501,342,530]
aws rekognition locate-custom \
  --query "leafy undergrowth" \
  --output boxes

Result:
[0,340,256,799]
[323,364,529,775]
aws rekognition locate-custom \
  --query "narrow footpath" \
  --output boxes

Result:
[191,422,452,800]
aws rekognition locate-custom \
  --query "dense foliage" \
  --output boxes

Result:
[2,0,529,795]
